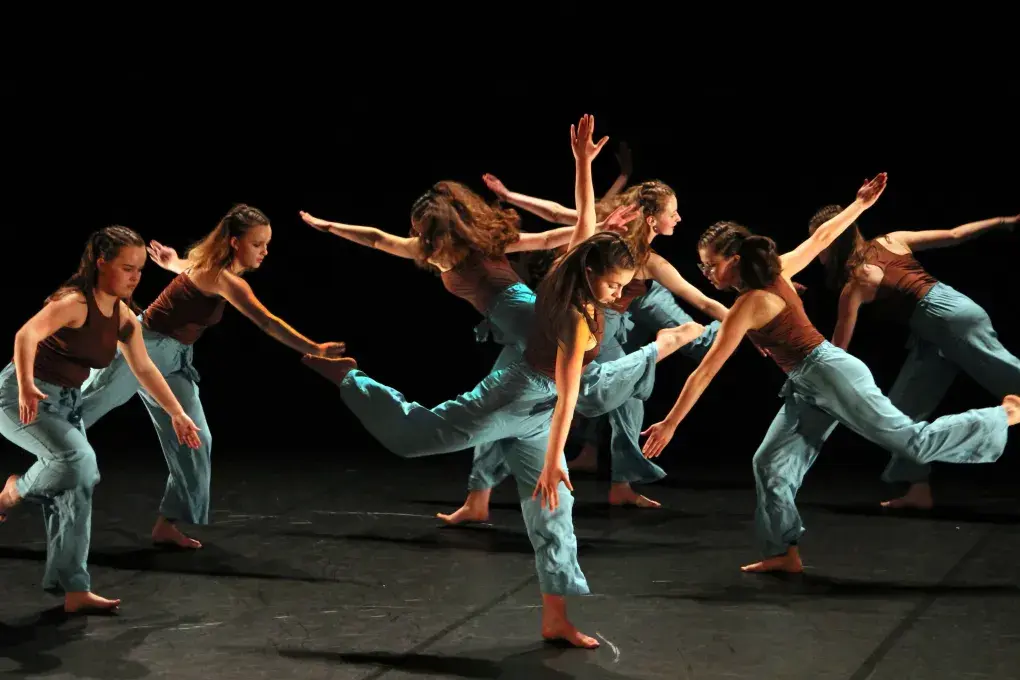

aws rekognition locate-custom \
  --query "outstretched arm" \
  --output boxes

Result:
[482,174,578,225]
[780,173,888,278]
[602,141,633,200]
[886,214,1017,252]
[214,271,345,357]
[641,294,758,457]
[116,306,202,448]
[505,204,641,253]
[299,212,423,260]
[567,114,609,251]
[531,312,589,511]
[643,253,729,321]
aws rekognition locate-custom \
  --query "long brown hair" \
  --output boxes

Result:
[535,232,637,344]
[597,180,675,267]
[48,226,146,313]
[185,204,270,273]
[410,181,521,271]
[808,204,867,291]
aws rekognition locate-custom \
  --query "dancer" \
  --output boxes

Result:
[640,173,1020,573]
[302,114,696,648]
[0,226,202,613]
[77,205,345,550]
[475,174,728,509]
[810,208,1019,509]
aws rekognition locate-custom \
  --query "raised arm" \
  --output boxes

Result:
[567,114,609,251]
[780,173,888,278]
[641,293,759,457]
[505,204,641,253]
[147,241,189,274]
[115,305,202,448]
[482,174,577,225]
[531,311,589,510]
[213,271,345,357]
[601,141,632,200]
[299,211,423,260]
[643,253,729,321]
[12,293,87,423]
[885,214,1017,252]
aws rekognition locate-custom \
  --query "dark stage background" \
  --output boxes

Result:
[4,60,1018,484]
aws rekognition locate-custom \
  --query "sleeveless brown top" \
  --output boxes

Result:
[142,272,226,345]
[525,305,605,380]
[746,276,826,373]
[35,290,122,388]
[440,252,523,314]
[610,278,649,314]
[860,239,938,320]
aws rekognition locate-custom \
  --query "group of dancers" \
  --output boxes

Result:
[1,114,1017,650]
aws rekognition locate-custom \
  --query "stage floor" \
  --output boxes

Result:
[2,448,1018,679]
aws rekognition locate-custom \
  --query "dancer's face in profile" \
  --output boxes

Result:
[648,194,681,237]
[588,266,636,305]
[97,245,146,299]
[231,224,271,271]
[698,246,739,291]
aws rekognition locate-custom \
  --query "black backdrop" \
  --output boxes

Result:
[5,41,1017,477]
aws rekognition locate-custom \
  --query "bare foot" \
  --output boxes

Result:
[302,355,358,386]
[654,322,706,362]
[65,591,121,614]
[1003,395,1020,426]
[880,482,933,510]
[741,546,803,573]
[437,489,491,525]
[0,474,21,521]
[567,443,599,473]
[541,594,599,649]
[152,517,202,549]
[608,482,661,508]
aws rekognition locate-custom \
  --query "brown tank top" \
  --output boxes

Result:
[861,239,938,320]
[611,278,649,314]
[34,290,122,388]
[525,305,605,380]
[440,252,523,314]
[746,277,826,373]
[142,272,226,345]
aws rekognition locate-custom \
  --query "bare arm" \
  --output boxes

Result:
[214,271,337,356]
[832,282,866,350]
[643,253,729,321]
[13,293,87,391]
[641,294,758,457]
[602,141,632,200]
[299,212,422,260]
[566,115,608,252]
[482,174,577,225]
[780,173,888,278]
[532,312,589,510]
[886,214,1017,252]
[505,204,641,253]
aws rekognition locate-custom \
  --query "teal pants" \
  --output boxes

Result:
[337,361,588,595]
[79,319,212,525]
[0,363,99,593]
[881,282,1020,484]
[576,281,722,483]
[753,341,1009,558]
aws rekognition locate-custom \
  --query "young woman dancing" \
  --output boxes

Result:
[302,114,696,647]
[640,174,1020,573]
[810,208,1019,509]
[470,175,728,511]
[77,205,345,550]
[0,227,202,613]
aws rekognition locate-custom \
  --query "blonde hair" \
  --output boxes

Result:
[186,204,270,272]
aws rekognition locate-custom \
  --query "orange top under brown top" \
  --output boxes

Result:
[610,278,649,314]
[861,239,939,320]
[142,272,226,345]
[440,252,524,315]
[746,276,826,374]
[34,290,122,388]
[524,305,605,380]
